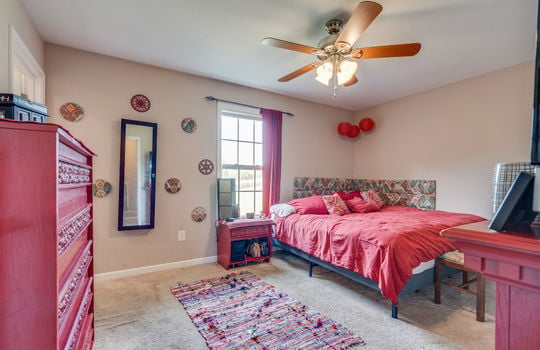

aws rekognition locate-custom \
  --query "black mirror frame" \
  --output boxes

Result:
[118,118,158,231]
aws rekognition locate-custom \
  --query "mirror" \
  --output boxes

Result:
[118,119,157,230]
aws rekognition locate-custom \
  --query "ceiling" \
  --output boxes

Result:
[22,0,538,111]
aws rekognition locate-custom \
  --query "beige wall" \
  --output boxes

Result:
[354,62,534,219]
[45,44,355,274]
[0,0,44,92]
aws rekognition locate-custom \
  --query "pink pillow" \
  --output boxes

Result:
[287,196,328,215]
[336,190,361,201]
[345,196,378,213]
[361,189,385,209]
[322,193,350,215]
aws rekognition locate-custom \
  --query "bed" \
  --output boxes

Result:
[271,177,485,318]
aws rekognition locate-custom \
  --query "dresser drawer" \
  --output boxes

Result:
[78,312,94,350]
[58,241,93,330]
[58,187,91,220]
[58,204,93,281]
[62,278,93,350]
[59,142,89,165]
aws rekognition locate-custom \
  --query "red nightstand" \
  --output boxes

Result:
[217,218,273,269]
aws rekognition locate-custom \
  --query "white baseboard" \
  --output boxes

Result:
[94,255,217,282]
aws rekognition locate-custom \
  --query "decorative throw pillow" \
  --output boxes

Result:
[336,190,361,201]
[269,203,296,217]
[360,189,385,209]
[345,196,379,213]
[287,196,328,215]
[322,193,350,215]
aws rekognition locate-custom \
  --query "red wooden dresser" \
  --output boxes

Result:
[0,120,95,350]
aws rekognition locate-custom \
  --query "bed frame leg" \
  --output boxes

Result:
[392,304,398,319]
[309,261,317,277]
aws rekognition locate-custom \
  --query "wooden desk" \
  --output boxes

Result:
[441,221,540,350]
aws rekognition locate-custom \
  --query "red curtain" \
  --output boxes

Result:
[261,108,282,216]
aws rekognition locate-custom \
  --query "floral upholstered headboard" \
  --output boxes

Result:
[293,177,436,210]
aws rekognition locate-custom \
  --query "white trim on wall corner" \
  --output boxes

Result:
[94,255,217,282]
[8,25,46,103]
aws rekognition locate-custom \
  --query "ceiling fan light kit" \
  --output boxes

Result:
[262,1,421,98]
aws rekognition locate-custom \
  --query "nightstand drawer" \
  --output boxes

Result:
[230,225,271,240]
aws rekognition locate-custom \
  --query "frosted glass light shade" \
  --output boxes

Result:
[316,62,333,77]
[315,61,333,85]
[337,60,358,85]
[315,74,330,85]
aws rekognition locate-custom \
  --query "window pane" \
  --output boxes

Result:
[221,140,237,165]
[238,142,253,165]
[221,116,237,140]
[221,169,238,192]
[254,121,262,143]
[221,168,237,180]
[239,170,254,191]
[255,191,263,214]
[239,191,255,215]
[254,143,262,166]
[238,118,253,142]
[255,170,263,191]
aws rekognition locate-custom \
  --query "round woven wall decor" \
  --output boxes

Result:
[60,102,84,122]
[164,178,181,194]
[198,159,214,175]
[130,94,151,112]
[191,207,207,222]
[181,118,197,133]
[92,179,112,198]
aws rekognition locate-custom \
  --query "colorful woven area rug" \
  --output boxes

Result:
[171,271,365,349]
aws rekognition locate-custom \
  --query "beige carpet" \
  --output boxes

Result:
[94,250,495,349]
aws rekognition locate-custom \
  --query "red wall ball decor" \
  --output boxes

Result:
[359,118,375,132]
[347,125,360,138]
[337,122,352,135]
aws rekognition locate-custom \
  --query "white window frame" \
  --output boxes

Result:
[8,26,45,103]
[217,102,263,216]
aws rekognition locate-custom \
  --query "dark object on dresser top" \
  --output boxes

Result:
[0,93,48,123]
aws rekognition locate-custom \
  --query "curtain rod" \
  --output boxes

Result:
[205,96,294,116]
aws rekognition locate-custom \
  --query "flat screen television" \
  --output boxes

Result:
[528,1,540,219]
[531,0,540,165]
[489,172,537,231]
[490,2,540,232]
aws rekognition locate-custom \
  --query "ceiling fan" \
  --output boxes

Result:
[261,1,421,97]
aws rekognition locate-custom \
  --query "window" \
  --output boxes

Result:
[9,26,45,103]
[218,103,262,217]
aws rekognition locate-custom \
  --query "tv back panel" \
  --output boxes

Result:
[489,172,536,231]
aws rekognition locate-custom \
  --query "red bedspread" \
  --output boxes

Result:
[274,206,485,304]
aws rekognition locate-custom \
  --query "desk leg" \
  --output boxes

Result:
[496,282,540,350]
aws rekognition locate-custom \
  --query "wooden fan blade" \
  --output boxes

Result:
[351,43,421,59]
[343,75,358,86]
[278,62,321,82]
[335,1,383,49]
[262,37,322,55]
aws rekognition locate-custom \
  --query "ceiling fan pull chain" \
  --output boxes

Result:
[333,55,339,100]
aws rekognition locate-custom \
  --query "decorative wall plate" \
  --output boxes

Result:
[198,159,214,175]
[92,179,112,198]
[165,177,181,193]
[60,102,84,122]
[130,94,151,112]
[181,118,197,133]
[191,207,207,222]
